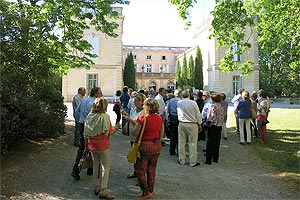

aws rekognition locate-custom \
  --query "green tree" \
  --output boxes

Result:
[194,46,203,90]
[123,52,136,89]
[188,55,195,87]
[181,53,188,87]
[0,0,128,152]
[176,60,182,88]
[170,0,300,96]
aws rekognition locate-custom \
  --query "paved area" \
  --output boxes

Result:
[1,102,299,199]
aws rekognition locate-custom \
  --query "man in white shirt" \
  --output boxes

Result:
[177,90,202,167]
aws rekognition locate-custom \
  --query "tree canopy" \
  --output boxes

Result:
[0,0,128,152]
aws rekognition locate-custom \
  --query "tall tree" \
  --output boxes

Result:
[175,60,182,88]
[181,53,188,87]
[188,55,195,87]
[123,52,136,89]
[0,0,128,152]
[194,46,203,90]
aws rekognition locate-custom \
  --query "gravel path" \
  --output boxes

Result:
[1,104,298,200]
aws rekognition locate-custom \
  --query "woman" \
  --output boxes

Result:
[251,91,258,138]
[205,93,224,165]
[220,93,228,140]
[113,90,122,125]
[132,99,164,200]
[84,98,121,199]
[237,91,252,145]
[257,91,269,144]
[123,93,147,179]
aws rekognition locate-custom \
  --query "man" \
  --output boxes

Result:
[120,86,131,129]
[231,88,244,132]
[155,87,166,146]
[177,90,202,167]
[72,87,86,147]
[201,91,212,141]
[167,89,182,155]
[71,87,103,180]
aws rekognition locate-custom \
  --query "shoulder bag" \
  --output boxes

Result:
[127,116,146,164]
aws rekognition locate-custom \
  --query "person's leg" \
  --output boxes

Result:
[178,123,187,165]
[205,127,213,164]
[72,123,85,179]
[239,119,245,143]
[187,124,199,166]
[245,118,252,143]
[115,106,121,124]
[91,152,100,188]
[222,122,227,139]
[135,155,150,195]
[74,121,81,147]
[212,126,222,163]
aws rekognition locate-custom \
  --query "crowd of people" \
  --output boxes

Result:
[70,86,271,200]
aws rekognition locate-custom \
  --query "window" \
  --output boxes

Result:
[146,55,152,60]
[133,55,137,60]
[167,82,175,90]
[149,81,156,91]
[87,73,98,94]
[87,36,99,56]
[232,43,242,62]
[146,64,152,72]
[162,55,166,61]
[232,75,242,95]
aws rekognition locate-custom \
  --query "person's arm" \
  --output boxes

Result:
[110,122,121,135]
[159,123,164,139]
[132,123,142,137]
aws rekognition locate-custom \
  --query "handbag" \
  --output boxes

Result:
[78,149,93,170]
[127,116,146,164]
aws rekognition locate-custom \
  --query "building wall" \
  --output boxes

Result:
[62,7,123,101]
[123,45,189,91]
[177,16,259,98]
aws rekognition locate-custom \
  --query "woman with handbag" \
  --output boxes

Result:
[84,98,121,199]
[131,98,164,200]
[123,93,147,179]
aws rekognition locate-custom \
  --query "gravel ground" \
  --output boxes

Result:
[1,103,299,200]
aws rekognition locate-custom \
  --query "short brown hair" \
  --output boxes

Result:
[211,93,222,102]
[91,98,108,113]
[143,98,159,114]
[135,93,146,103]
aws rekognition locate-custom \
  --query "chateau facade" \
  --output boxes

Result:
[122,45,190,91]
[177,16,259,97]
[62,7,124,101]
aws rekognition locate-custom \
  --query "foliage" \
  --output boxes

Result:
[181,53,188,86]
[194,46,203,90]
[175,60,182,88]
[188,55,194,86]
[123,52,136,89]
[170,0,300,96]
[0,0,128,153]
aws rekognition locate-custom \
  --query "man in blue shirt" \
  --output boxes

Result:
[167,89,182,155]
[71,87,103,180]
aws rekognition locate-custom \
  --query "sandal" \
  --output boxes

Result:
[127,173,137,179]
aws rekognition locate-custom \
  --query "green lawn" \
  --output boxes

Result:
[228,107,300,183]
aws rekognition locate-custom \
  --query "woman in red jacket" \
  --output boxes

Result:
[132,98,164,200]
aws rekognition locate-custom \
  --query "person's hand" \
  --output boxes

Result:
[115,122,121,129]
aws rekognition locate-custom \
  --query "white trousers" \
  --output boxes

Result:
[178,122,198,166]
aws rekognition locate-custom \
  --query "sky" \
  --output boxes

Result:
[121,0,215,47]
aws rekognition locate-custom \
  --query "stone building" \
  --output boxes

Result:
[123,45,190,92]
[62,7,124,101]
[177,16,259,97]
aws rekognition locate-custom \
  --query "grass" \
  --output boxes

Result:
[228,107,300,185]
